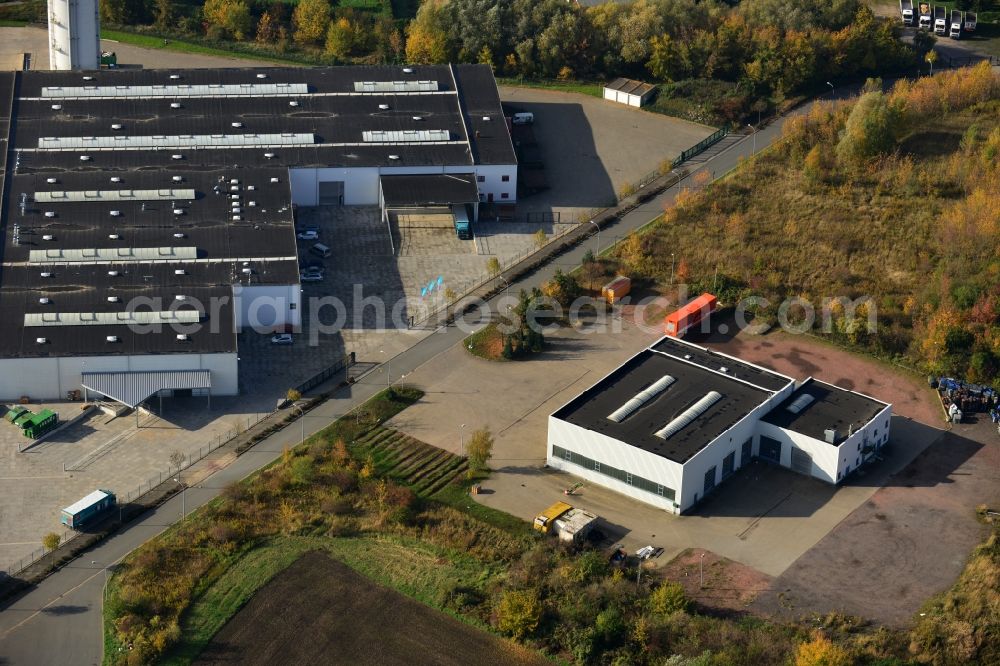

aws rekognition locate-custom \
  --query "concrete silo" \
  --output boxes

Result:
[47,0,101,70]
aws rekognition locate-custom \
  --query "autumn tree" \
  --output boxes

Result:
[835,91,900,166]
[203,0,253,41]
[495,589,541,639]
[326,17,356,59]
[648,581,689,615]
[533,228,548,250]
[541,269,582,308]
[153,0,176,30]
[406,1,449,64]
[256,11,280,45]
[486,256,501,278]
[465,427,494,475]
[42,532,61,552]
[794,632,851,666]
[293,0,331,46]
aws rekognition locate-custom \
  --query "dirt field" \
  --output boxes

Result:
[702,330,943,425]
[194,551,549,666]
[752,419,999,627]
[660,548,774,614]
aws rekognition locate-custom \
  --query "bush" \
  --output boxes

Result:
[648,581,689,616]
[495,588,542,640]
[795,632,852,666]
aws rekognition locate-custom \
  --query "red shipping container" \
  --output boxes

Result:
[664,293,717,338]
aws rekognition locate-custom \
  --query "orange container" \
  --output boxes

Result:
[664,293,717,337]
[601,276,632,304]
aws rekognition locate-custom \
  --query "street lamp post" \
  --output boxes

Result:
[748,124,756,155]
[380,349,391,388]
[174,477,185,519]
[92,560,110,597]
[460,423,466,451]
[826,81,834,98]
[699,552,706,588]
[587,220,600,257]
[670,253,676,285]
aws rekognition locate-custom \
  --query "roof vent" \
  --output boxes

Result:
[232,122,243,128]
[176,334,189,341]
[40,272,52,278]
[289,100,299,107]
[44,211,56,218]
[108,233,119,239]
[108,270,119,276]
[684,354,692,360]
[242,267,252,275]
[107,296,120,303]
[247,201,256,207]
[232,215,242,221]
[173,208,184,215]
[171,154,183,160]
[378,104,390,110]
[111,123,122,130]
[38,297,50,304]
[412,116,423,121]
[169,74,181,79]
[257,73,268,79]
[174,269,186,275]
[719,366,728,373]
[170,102,182,109]
[51,104,62,110]
[46,177,57,184]
[270,177,279,183]
[402,67,413,73]
[42,234,54,241]
[388,154,400,160]
[230,179,239,184]
[232,207,242,214]
[173,232,185,238]
[172,175,183,182]
[106,335,119,343]
[110,176,121,183]
[264,152,275,159]
[110,210,121,216]
[482,116,490,121]
[83,75,93,81]
[175,295,187,301]
[36,337,47,344]
[247,185,255,191]
[80,155,91,161]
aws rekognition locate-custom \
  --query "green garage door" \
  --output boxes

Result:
[790,447,812,475]
[759,436,782,464]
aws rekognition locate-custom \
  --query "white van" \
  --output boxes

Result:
[511,112,534,125]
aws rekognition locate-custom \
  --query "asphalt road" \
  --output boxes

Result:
[0,86,852,666]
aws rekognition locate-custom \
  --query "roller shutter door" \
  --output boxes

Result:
[318,181,344,205]
[703,466,717,495]
[790,448,812,475]
[759,436,782,464]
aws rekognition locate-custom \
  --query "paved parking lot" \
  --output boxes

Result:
[499,87,715,223]
[387,321,947,578]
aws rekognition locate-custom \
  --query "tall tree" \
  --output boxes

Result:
[203,0,252,40]
[292,0,331,46]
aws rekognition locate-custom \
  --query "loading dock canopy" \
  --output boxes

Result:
[81,369,210,408]
[380,174,479,208]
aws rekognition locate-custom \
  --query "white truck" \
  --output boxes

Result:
[965,11,977,33]
[900,0,914,26]
[918,2,932,29]
[933,5,947,35]
[950,9,963,39]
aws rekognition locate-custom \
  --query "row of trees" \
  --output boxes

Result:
[97,0,924,104]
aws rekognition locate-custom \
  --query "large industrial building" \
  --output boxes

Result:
[547,338,892,514]
[0,64,517,404]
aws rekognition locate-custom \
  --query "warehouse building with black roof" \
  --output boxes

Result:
[0,64,516,404]
[548,337,892,514]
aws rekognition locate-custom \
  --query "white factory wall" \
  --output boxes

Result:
[0,353,238,402]
[547,416,684,513]
[233,283,301,332]
[289,164,518,208]
[288,167,380,206]
[678,383,794,511]
[835,403,892,481]
[47,0,101,71]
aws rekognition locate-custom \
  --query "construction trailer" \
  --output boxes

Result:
[61,489,116,529]
[601,276,632,305]
[551,508,599,544]
[533,501,572,534]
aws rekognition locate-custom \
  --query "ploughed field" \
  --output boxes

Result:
[193,551,547,666]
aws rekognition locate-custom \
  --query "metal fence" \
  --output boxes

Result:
[294,352,356,394]
[671,127,731,168]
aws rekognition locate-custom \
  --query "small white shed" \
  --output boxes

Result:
[603,78,657,108]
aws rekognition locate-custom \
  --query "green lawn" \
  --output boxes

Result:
[497,77,603,98]
[101,29,306,65]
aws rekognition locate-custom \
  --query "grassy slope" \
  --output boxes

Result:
[101,29,305,65]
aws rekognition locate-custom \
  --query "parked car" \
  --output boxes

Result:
[295,223,320,234]
[270,333,293,345]
[300,272,324,282]
[297,230,319,241]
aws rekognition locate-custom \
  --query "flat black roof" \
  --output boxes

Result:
[761,379,889,445]
[650,337,792,391]
[380,174,478,207]
[552,349,781,464]
[0,64,514,359]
